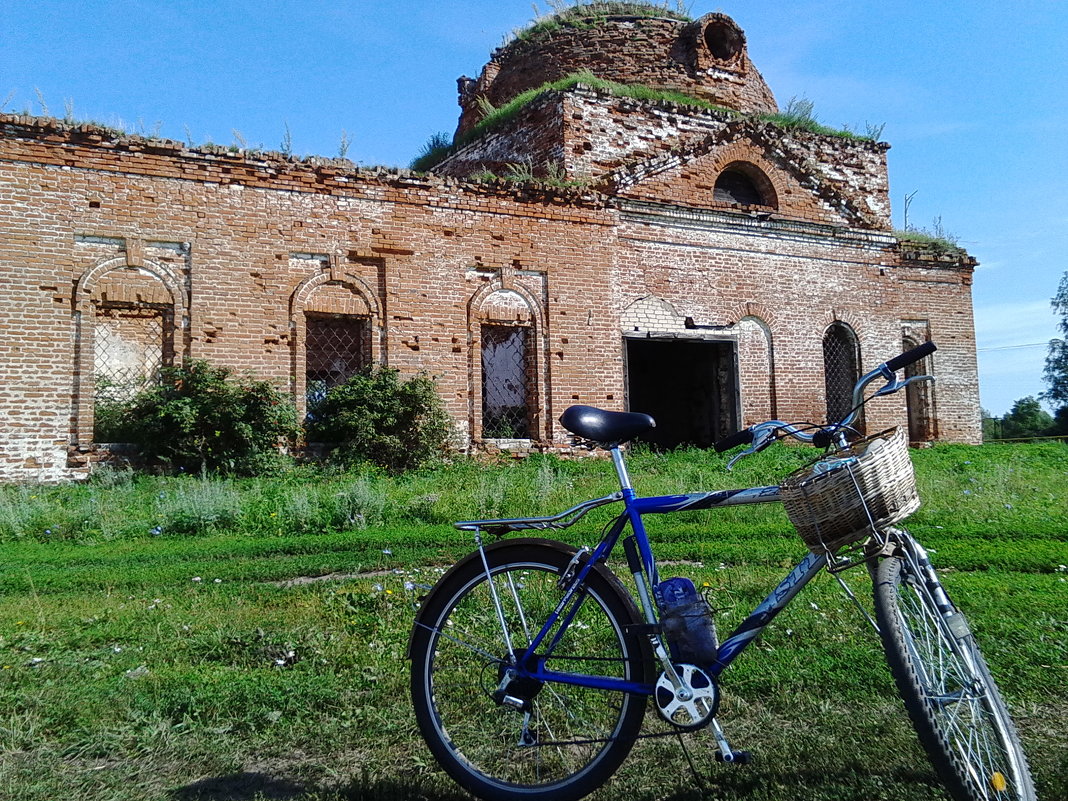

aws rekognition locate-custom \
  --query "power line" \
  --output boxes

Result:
[977,342,1052,352]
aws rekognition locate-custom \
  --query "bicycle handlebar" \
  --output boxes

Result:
[713,428,754,453]
[715,342,938,463]
[885,340,937,373]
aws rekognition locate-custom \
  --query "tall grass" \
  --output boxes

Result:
[0,442,1065,800]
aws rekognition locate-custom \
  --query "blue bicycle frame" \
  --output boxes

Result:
[457,471,827,698]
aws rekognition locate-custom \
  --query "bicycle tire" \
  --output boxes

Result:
[409,538,652,801]
[873,550,1035,801]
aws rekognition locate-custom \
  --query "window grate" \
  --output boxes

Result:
[481,324,531,439]
[306,314,369,406]
[823,324,861,428]
[93,304,173,402]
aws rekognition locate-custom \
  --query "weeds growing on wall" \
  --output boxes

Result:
[411,78,876,175]
[516,1,692,43]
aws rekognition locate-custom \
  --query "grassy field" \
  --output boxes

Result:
[1,443,1066,801]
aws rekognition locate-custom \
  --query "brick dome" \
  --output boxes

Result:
[456,11,778,137]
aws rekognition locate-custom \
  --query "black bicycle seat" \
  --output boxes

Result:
[559,405,655,446]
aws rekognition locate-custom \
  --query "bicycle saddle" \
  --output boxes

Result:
[559,405,655,446]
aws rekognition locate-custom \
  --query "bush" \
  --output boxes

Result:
[306,367,450,472]
[111,360,299,475]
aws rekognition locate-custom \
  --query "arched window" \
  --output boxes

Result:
[481,323,532,439]
[304,312,370,406]
[713,162,776,208]
[472,287,541,442]
[714,170,763,206]
[823,322,862,429]
[903,336,937,442]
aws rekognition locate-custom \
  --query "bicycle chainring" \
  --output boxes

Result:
[655,664,719,731]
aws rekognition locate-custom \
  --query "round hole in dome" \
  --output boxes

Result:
[704,19,743,61]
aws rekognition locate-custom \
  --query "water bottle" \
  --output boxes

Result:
[654,577,718,666]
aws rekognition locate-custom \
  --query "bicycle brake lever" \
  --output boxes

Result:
[725,427,777,470]
[870,373,935,400]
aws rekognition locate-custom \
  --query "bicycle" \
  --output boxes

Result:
[408,342,1035,801]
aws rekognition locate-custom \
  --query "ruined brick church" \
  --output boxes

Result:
[0,9,981,482]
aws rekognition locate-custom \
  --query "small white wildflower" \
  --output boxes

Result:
[192,576,202,582]
[382,549,392,556]
[809,601,819,610]
[214,578,223,584]
[404,581,415,592]
[112,646,122,653]
[372,583,384,592]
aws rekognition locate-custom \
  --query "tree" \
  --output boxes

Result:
[999,396,1053,440]
[1042,270,1068,412]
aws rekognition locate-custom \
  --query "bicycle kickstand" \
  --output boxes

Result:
[710,718,752,765]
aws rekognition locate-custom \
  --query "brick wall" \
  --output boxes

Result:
[0,107,980,482]
[457,12,777,137]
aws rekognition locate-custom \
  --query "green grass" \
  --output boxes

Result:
[512,2,692,44]
[1,443,1066,800]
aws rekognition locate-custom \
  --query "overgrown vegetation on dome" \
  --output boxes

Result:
[410,75,878,176]
[514,1,692,43]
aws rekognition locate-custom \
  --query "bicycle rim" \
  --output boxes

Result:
[875,554,1034,801]
[411,543,647,801]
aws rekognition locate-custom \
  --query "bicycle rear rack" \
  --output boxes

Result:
[454,492,623,536]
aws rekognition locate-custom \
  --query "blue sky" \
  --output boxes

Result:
[3,0,1065,415]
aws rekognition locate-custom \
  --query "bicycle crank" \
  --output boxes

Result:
[655,664,719,730]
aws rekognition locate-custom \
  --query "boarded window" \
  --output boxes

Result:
[94,303,174,402]
[306,313,369,406]
[481,324,531,439]
[714,170,764,206]
[823,323,862,429]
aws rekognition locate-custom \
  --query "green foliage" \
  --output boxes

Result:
[517,1,692,42]
[1042,270,1068,416]
[761,96,871,141]
[999,396,1054,440]
[408,131,453,172]
[895,215,964,257]
[108,360,299,476]
[306,367,450,473]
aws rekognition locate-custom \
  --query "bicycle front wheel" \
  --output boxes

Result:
[873,549,1035,801]
[409,538,651,801]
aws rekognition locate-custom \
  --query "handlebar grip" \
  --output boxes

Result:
[886,341,937,372]
[715,428,754,453]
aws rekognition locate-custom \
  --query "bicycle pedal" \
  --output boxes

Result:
[715,749,752,765]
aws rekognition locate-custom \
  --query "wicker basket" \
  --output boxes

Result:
[781,427,920,555]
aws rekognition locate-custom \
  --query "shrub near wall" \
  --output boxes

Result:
[112,360,300,476]
[306,367,450,473]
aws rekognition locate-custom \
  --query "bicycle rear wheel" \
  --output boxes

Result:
[409,538,651,801]
[873,546,1035,801]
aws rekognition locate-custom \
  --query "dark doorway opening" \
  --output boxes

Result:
[625,338,739,449]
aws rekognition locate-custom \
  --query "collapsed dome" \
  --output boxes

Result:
[456,10,778,137]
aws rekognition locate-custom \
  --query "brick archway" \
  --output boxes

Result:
[467,278,547,443]
[290,267,383,418]
[71,256,188,447]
